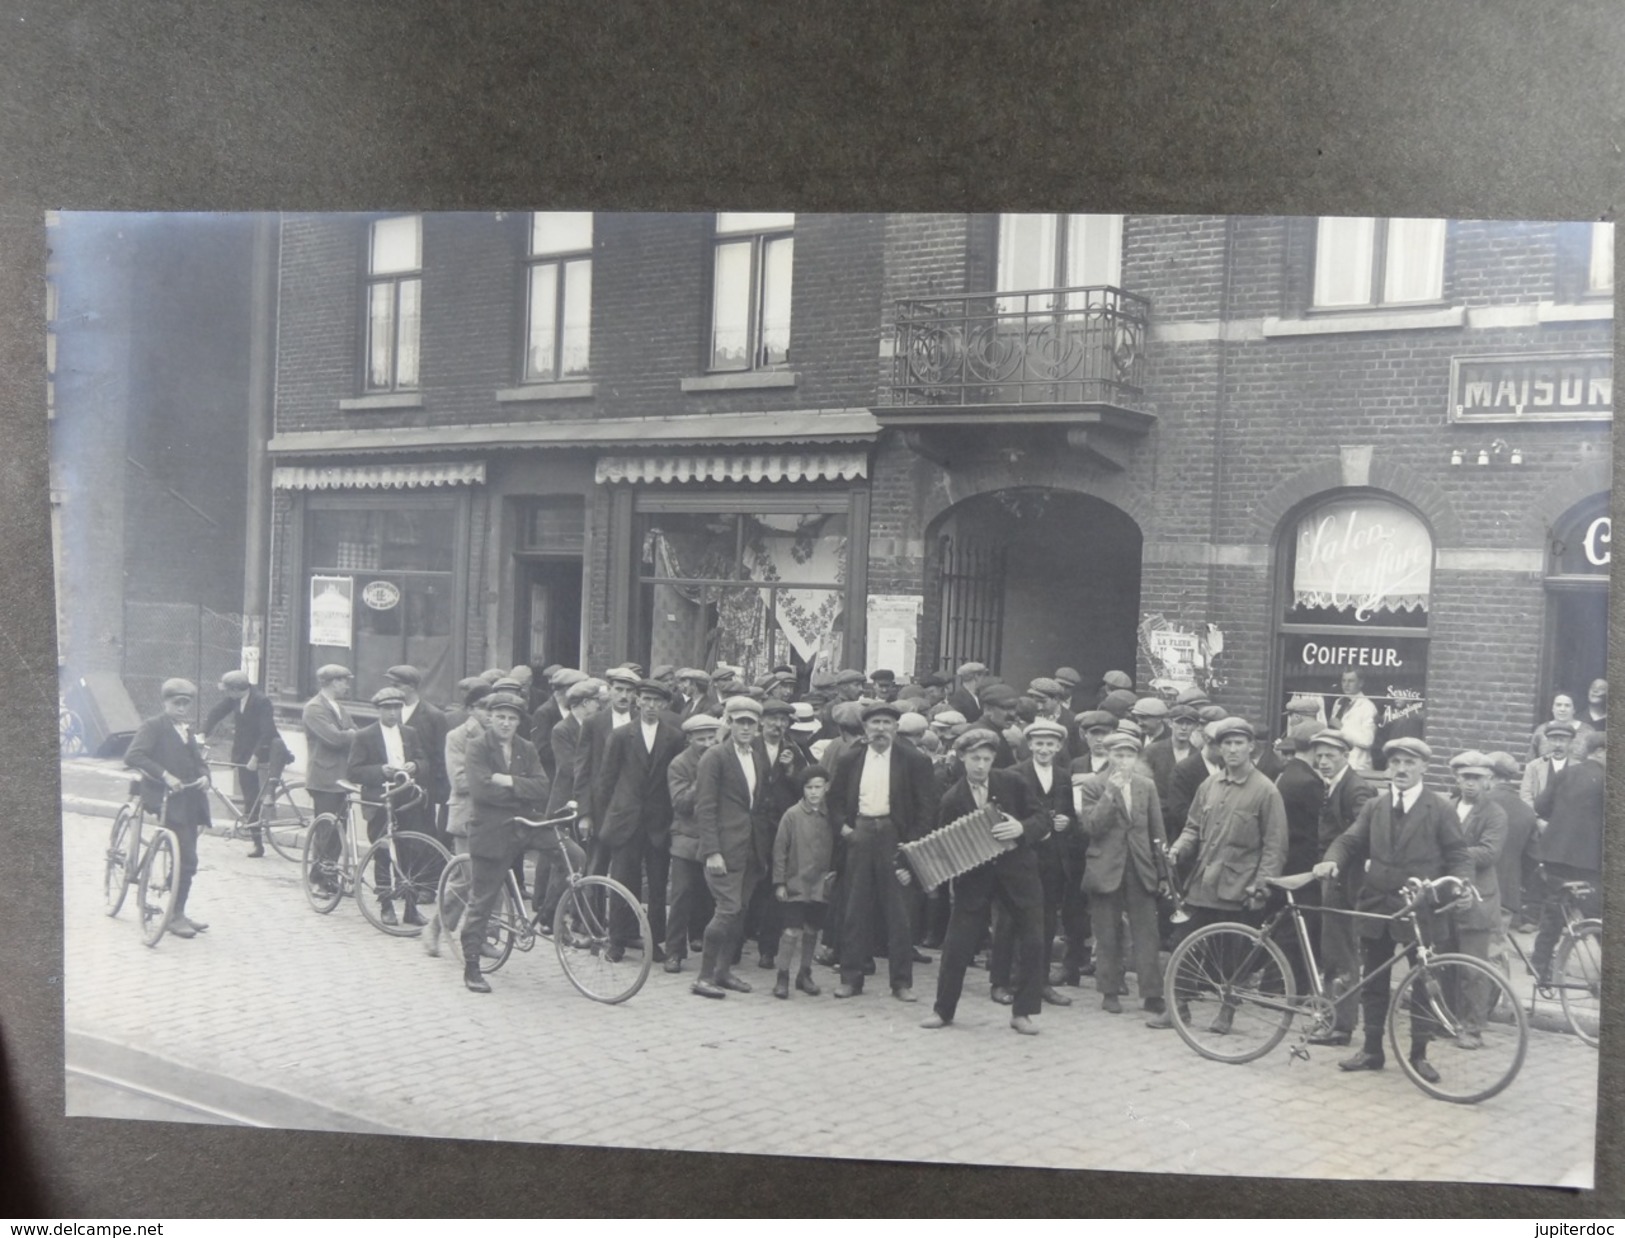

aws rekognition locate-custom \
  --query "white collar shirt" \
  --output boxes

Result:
[857,744,894,817]
[381,724,406,768]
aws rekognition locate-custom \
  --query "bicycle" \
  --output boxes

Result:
[200,749,311,862]
[1162,872,1528,1104]
[299,771,450,937]
[102,779,205,947]
[434,801,653,1004]
[60,697,87,757]
[1495,868,1601,1047]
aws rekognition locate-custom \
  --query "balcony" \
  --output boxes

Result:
[881,285,1152,432]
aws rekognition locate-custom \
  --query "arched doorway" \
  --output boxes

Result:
[1544,492,1611,710]
[928,487,1141,689]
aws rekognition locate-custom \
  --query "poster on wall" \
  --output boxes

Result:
[309,575,354,649]
[865,594,922,677]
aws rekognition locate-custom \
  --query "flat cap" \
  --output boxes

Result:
[1309,729,1351,752]
[1105,731,1142,752]
[1024,717,1068,741]
[835,668,866,685]
[371,686,407,707]
[219,670,251,691]
[761,699,794,717]
[1449,750,1495,777]
[1209,716,1256,743]
[1544,720,1577,740]
[1169,703,1200,722]
[1074,710,1118,733]
[490,676,525,695]
[979,683,1020,708]
[897,711,929,736]
[384,664,422,687]
[485,691,528,716]
[1197,704,1230,724]
[1054,666,1083,687]
[564,679,602,706]
[676,667,711,684]
[956,661,989,677]
[551,668,589,689]
[1131,697,1169,719]
[861,700,902,721]
[1286,720,1322,749]
[919,671,950,689]
[712,663,742,681]
[604,667,641,687]
[682,713,722,734]
[932,709,967,728]
[870,669,896,684]
[953,728,1003,756]
[539,663,563,682]
[723,695,762,718]
[1175,686,1211,707]
[317,664,353,684]
[479,668,506,685]
[455,675,485,698]
[651,664,676,681]
[635,677,673,700]
[1284,695,1323,717]
[832,701,866,728]
[1487,751,1522,780]
[1027,677,1065,699]
[1115,719,1144,739]
[463,682,494,708]
[1383,736,1434,762]
[1102,670,1134,691]
[1101,689,1138,718]
[161,677,199,699]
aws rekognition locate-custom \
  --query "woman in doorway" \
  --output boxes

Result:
[1529,692,1593,762]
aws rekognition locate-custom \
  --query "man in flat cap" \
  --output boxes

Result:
[303,665,360,825]
[948,662,989,723]
[869,668,899,703]
[920,728,1049,1034]
[1021,678,1076,764]
[386,665,451,847]
[691,697,772,997]
[1130,698,1173,802]
[124,678,212,937]
[1315,737,1471,1079]
[746,698,809,969]
[428,681,497,958]
[975,683,1022,768]
[1520,719,1576,817]
[1151,718,1288,1031]
[1531,729,1606,985]
[594,678,685,960]
[1447,750,1508,1047]
[531,668,581,777]
[572,666,640,863]
[828,699,936,1001]
[918,671,950,713]
[1098,669,1134,706]
[1271,720,1330,991]
[676,668,719,720]
[1053,666,1083,711]
[1485,751,1539,940]
[201,669,288,858]
[664,712,722,972]
[711,664,742,698]
[1306,728,1375,1046]
[1165,706,1230,841]
[347,686,430,928]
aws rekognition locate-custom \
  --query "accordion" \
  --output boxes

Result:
[898,803,1013,892]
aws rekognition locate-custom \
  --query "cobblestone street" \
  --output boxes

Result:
[62,797,1599,1187]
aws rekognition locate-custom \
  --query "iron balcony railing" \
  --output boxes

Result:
[888,285,1150,411]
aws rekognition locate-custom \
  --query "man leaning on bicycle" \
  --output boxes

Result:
[124,677,212,939]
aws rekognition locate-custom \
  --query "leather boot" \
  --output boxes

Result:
[774,970,791,999]
[464,958,491,993]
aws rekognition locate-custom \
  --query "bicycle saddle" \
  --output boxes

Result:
[1266,872,1320,891]
[1561,881,1596,898]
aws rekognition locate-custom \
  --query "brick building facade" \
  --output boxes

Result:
[263,210,1612,767]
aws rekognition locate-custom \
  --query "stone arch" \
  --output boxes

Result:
[1525,459,1612,545]
[1248,457,1462,545]
[918,454,1156,538]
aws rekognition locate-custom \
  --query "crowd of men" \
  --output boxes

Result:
[129,658,1606,1069]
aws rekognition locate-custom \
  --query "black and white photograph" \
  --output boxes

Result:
[50,208,1610,1187]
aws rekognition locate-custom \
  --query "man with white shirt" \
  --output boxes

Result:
[124,678,213,938]
[1520,719,1575,817]
[995,717,1076,1007]
[574,666,640,863]
[1328,670,1379,771]
[302,664,360,823]
[386,664,451,844]
[1316,737,1471,1081]
[346,685,428,928]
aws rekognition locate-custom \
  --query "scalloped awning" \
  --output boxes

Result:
[595,452,868,485]
[272,462,486,491]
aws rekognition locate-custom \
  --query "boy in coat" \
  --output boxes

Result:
[124,678,212,937]
[771,764,835,998]
[664,713,721,972]
[346,685,429,928]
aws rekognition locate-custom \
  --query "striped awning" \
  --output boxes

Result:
[595,452,868,486]
[272,462,486,491]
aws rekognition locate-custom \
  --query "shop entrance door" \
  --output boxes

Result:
[516,558,583,669]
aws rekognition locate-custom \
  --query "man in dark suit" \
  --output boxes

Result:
[201,669,287,857]
[532,668,584,778]
[828,700,937,1001]
[460,690,552,993]
[1486,751,1540,936]
[387,664,451,846]
[1317,737,1472,1081]
[919,729,1049,1034]
[994,718,1075,1007]
[946,661,988,723]
[1306,728,1376,1046]
[691,698,772,998]
[125,678,213,938]
[1165,708,1228,841]
[973,683,1022,769]
[1273,721,1328,991]
[1532,729,1606,983]
[347,685,429,928]
[573,666,639,866]
[546,677,601,814]
[593,678,685,958]
[746,698,808,968]
[302,664,360,822]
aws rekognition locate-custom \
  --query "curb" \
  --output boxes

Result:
[62,795,127,820]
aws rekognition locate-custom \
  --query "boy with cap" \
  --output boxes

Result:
[772,764,836,998]
[124,678,213,937]
[302,665,360,823]
[346,685,429,928]
[691,698,772,997]
[1448,750,1508,1047]
[664,712,722,972]
[201,669,288,858]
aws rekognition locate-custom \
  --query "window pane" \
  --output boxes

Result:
[366,282,395,389]
[532,211,592,256]
[1590,221,1614,292]
[526,262,559,380]
[997,214,1057,313]
[1313,216,1374,307]
[1065,213,1123,287]
[394,277,420,388]
[560,258,592,377]
[309,507,456,574]
[716,211,794,234]
[1288,498,1432,626]
[759,236,792,366]
[370,215,420,275]
[710,240,752,370]
[1383,217,1445,303]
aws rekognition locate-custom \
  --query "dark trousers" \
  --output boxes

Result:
[1089,877,1164,1003]
[991,840,1065,989]
[167,820,200,915]
[1532,862,1601,977]
[935,854,1045,1020]
[746,867,786,961]
[1167,903,1265,1006]
[607,835,668,949]
[666,855,705,959]
[1056,847,1093,977]
[1359,926,1451,1060]
[840,817,914,991]
[460,848,521,963]
[237,767,263,836]
[1320,868,1363,1035]
[530,831,586,927]
[698,860,761,983]
[309,789,347,822]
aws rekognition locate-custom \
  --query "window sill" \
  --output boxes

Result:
[338,392,424,412]
[1536,300,1614,323]
[1261,306,1466,337]
[495,382,597,403]
[680,371,800,392]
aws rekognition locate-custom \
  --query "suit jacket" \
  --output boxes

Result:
[465,726,552,860]
[1141,736,1179,806]
[1318,766,1377,851]
[401,699,451,803]
[829,739,938,844]
[345,722,427,821]
[1490,786,1539,915]
[756,735,809,863]
[532,697,565,776]
[1275,757,1325,875]
[1324,788,1472,933]
[1012,757,1076,855]
[666,744,708,862]
[1166,750,1221,842]
[1454,795,1507,932]
[547,712,584,813]
[444,716,483,836]
[594,716,684,849]
[1520,754,1573,816]
[302,693,360,793]
[694,741,772,871]
[125,714,211,824]
[572,708,634,823]
[1534,758,1605,872]
[934,768,1045,889]
[202,687,282,766]
[1080,771,1167,895]
[946,685,982,723]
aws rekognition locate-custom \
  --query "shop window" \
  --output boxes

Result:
[709,212,793,371]
[996,212,1123,311]
[525,212,592,381]
[1274,495,1434,768]
[365,215,421,391]
[635,503,846,683]
[1588,221,1613,295]
[305,502,455,703]
[1544,493,1610,714]
[1312,217,1445,309]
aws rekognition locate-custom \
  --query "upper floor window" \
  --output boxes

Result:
[526,212,593,381]
[1313,216,1445,309]
[710,212,793,371]
[996,213,1123,311]
[1588,221,1613,295]
[366,215,421,391]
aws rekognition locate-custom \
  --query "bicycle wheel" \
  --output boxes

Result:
[357,831,451,937]
[301,814,345,914]
[434,854,520,973]
[103,807,136,917]
[553,875,652,1004]
[1163,921,1297,1064]
[1556,920,1602,1048]
[259,780,310,862]
[135,830,180,947]
[1388,953,1527,1103]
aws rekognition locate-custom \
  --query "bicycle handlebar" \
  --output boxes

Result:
[1400,874,1479,912]
[510,801,580,832]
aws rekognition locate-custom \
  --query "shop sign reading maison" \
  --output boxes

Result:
[1450,352,1612,422]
